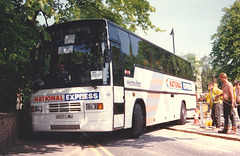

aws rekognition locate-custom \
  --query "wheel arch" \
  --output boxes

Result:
[135,98,146,125]
[181,100,186,108]
[177,100,187,125]
[129,98,146,138]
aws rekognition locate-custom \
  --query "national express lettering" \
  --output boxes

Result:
[166,78,182,89]
[33,95,64,103]
[65,92,99,101]
[166,78,192,91]
[33,92,99,103]
[169,80,182,89]
[182,82,192,91]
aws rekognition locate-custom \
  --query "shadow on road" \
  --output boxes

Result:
[4,120,192,155]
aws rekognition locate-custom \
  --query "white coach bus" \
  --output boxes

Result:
[31,19,196,137]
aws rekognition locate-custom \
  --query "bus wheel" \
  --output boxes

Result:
[130,103,143,138]
[177,103,186,125]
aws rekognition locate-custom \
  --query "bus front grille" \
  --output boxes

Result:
[48,103,81,113]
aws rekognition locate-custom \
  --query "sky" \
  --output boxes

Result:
[135,0,236,58]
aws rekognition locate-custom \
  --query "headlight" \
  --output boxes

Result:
[31,106,42,112]
[86,103,103,110]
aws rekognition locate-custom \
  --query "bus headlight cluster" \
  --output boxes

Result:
[31,106,42,112]
[86,103,103,110]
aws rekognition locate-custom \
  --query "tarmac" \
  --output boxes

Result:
[168,117,240,142]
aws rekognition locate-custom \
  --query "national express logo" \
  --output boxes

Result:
[166,78,192,91]
[33,92,99,103]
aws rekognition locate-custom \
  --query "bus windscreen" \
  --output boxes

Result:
[32,21,110,90]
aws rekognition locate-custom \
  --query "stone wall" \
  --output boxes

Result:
[0,112,30,154]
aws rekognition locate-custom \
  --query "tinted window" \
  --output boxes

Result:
[32,21,109,90]
[174,56,184,77]
[110,24,194,81]
[129,35,141,57]
[129,35,153,68]
[138,41,152,68]
[185,62,193,80]
[118,29,133,75]
[152,47,166,72]
[111,42,123,85]
[108,24,119,42]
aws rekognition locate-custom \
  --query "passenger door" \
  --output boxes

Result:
[111,42,124,129]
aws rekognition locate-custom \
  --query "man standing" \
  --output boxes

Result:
[199,82,222,130]
[217,73,237,134]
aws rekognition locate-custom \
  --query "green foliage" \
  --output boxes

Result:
[24,0,162,32]
[0,0,38,111]
[201,56,214,92]
[210,0,240,82]
[182,54,214,92]
[182,53,201,77]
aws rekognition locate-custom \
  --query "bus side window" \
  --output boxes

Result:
[129,34,142,67]
[152,47,165,72]
[129,35,153,68]
[118,29,133,75]
[175,57,183,77]
[171,55,178,76]
[111,42,123,86]
[186,62,194,80]
[108,24,119,42]
[170,55,177,76]
[138,41,152,68]
[180,60,193,80]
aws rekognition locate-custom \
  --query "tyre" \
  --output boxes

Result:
[130,103,143,138]
[177,103,186,125]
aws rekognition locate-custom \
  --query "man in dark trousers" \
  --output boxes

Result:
[216,73,237,134]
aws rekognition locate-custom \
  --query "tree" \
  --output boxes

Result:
[201,56,214,92]
[0,0,161,111]
[182,53,203,93]
[210,0,240,82]
[0,0,39,111]
[25,0,162,32]
[182,53,201,77]
[182,54,214,93]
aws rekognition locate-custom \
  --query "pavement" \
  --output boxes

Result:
[168,117,240,141]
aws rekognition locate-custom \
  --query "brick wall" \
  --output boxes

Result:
[0,112,30,154]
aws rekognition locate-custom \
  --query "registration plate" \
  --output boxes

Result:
[56,114,73,119]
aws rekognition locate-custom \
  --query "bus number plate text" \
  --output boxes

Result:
[56,114,73,119]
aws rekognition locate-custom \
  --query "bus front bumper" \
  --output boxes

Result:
[32,120,113,132]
